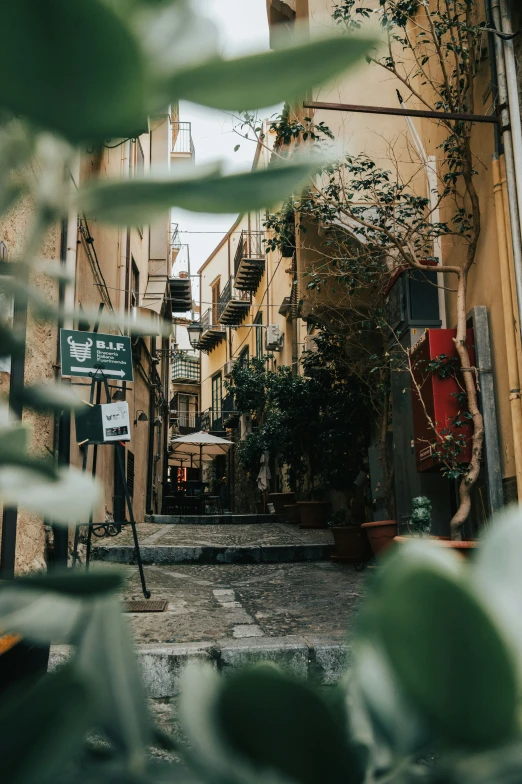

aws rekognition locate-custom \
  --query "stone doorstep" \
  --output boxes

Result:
[49,636,351,698]
[92,544,334,565]
[144,515,284,525]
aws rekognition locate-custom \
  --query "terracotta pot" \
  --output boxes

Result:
[394,535,477,558]
[298,501,331,529]
[331,526,373,563]
[361,520,398,556]
[284,504,300,524]
[268,492,295,514]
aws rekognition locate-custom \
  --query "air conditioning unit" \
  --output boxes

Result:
[266,324,283,351]
[224,359,236,378]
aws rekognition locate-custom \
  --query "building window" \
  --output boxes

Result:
[255,312,263,358]
[126,450,135,498]
[239,347,249,367]
[212,372,222,427]
[131,259,140,307]
[211,279,220,324]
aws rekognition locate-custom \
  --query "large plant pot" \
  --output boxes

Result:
[268,492,296,514]
[298,501,331,529]
[394,535,477,558]
[331,526,373,563]
[284,504,300,524]
[361,520,398,556]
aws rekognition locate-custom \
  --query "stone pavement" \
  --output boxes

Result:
[67,515,370,696]
[91,522,334,564]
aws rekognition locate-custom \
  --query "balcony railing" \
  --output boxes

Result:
[196,308,226,353]
[171,121,195,162]
[234,230,265,292]
[218,278,251,325]
[169,232,192,313]
[171,355,200,383]
[178,412,196,429]
[196,407,224,433]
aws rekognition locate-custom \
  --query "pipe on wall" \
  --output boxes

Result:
[492,155,522,499]
[489,0,522,345]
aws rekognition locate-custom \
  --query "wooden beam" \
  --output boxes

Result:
[303,101,499,124]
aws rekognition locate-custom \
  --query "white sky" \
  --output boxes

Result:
[172,0,275,283]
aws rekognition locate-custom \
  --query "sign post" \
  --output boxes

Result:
[60,328,134,382]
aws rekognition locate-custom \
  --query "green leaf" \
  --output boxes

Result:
[75,597,153,767]
[20,383,85,412]
[181,663,359,784]
[0,585,84,644]
[0,0,147,142]
[0,465,101,524]
[0,665,94,784]
[78,159,323,223]
[0,424,29,460]
[163,33,373,111]
[216,666,357,784]
[473,507,522,679]
[367,542,518,748]
[353,640,427,757]
[0,323,24,359]
[0,276,173,337]
[14,568,124,597]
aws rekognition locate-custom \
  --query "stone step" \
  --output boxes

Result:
[93,543,333,565]
[91,523,333,565]
[144,514,284,525]
[50,635,350,697]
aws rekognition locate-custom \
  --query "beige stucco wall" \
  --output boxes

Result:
[0,183,61,573]
[279,0,516,485]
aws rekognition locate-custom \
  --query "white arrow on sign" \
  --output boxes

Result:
[70,367,127,377]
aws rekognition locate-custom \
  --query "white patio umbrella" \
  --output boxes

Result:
[169,431,233,476]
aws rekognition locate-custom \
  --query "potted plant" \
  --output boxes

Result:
[298,486,331,529]
[329,509,373,565]
[361,518,398,557]
[268,491,296,514]
[394,497,476,556]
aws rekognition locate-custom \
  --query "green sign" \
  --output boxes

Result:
[60,329,134,381]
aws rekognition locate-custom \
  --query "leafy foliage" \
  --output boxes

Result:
[228,332,371,494]
[0,0,370,521]
[3,512,522,781]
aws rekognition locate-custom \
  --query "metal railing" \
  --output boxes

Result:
[178,412,197,429]
[171,243,191,280]
[171,355,200,382]
[171,121,195,159]
[234,230,264,276]
[197,407,224,432]
[199,307,225,334]
[218,278,251,320]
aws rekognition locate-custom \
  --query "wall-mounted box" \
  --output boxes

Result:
[76,402,131,445]
[385,267,441,338]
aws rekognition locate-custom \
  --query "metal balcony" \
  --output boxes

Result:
[171,355,200,383]
[196,407,224,434]
[234,230,265,292]
[196,308,226,353]
[171,121,195,163]
[170,237,192,312]
[218,278,251,325]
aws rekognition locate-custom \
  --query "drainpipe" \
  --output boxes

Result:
[490,0,522,338]
[492,155,522,499]
[52,156,80,567]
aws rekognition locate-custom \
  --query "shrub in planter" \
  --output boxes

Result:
[298,500,331,529]
[329,510,373,564]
